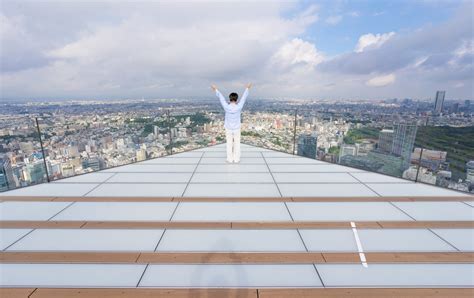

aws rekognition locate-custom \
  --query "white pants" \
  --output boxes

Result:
[225,128,241,162]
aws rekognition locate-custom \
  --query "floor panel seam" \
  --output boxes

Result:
[180,152,204,197]
[261,152,282,197]
[81,173,118,197]
[347,173,382,197]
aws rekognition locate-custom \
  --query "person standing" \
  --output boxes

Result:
[211,83,252,163]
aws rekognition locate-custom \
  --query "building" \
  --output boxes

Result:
[25,160,47,184]
[297,132,317,159]
[0,157,15,191]
[339,144,359,158]
[378,129,394,153]
[434,90,446,114]
[136,148,147,161]
[391,122,418,169]
[467,160,474,183]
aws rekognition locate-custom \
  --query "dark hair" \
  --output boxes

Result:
[229,92,238,102]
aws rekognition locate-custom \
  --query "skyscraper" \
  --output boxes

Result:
[297,132,317,159]
[434,91,446,114]
[0,157,15,191]
[378,129,394,153]
[391,122,418,169]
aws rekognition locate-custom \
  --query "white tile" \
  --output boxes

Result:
[86,183,186,197]
[278,183,377,197]
[299,230,358,252]
[204,152,262,158]
[393,202,474,221]
[200,158,266,164]
[273,173,358,183]
[165,151,203,157]
[0,202,71,220]
[0,264,145,287]
[358,229,456,252]
[140,158,201,164]
[191,173,274,183]
[269,164,366,173]
[432,229,474,251]
[140,264,322,287]
[103,164,196,173]
[265,157,325,164]
[196,164,269,173]
[8,229,164,251]
[287,202,412,221]
[54,173,115,183]
[53,202,177,221]
[183,183,280,197]
[350,172,411,183]
[157,230,306,252]
[0,229,32,250]
[367,183,469,197]
[107,173,192,183]
[316,264,474,287]
[0,183,98,197]
[173,202,291,221]
[464,201,474,207]
[262,152,299,158]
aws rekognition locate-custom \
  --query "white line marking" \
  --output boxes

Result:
[351,221,368,268]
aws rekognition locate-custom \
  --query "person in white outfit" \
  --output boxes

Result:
[211,83,252,163]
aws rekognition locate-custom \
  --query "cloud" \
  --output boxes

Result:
[325,15,342,25]
[366,74,396,87]
[271,38,324,69]
[354,32,395,53]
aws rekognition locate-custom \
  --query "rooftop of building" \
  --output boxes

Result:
[0,143,473,296]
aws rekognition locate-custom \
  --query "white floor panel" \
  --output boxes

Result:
[273,173,358,183]
[0,229,32,250]
[392,202,474,221]
[0,202,71,220]
[269,164,366,173]
[139,158,201,164]
[350,172,411,183]
[8,229,164,251]
[157,230,306,252]
[367,183,469,197]
[107,173,192,183]
[53,173,115,183]
[190,173,274,183]
[183,183,280,197]
[139,264,322,287]
[0,264,145,287]
[0,183,98,197]
[264,157,325,164]
[172,202,291,221]
[195,164,269,173]
[431,229,474,251]
[316,264,474,287]
[199,158,266,164]
[103,164,197,173]
[299,229,358,252]
[287,202,412,221]
[358,229,456,252]
[53,202,177,221]
[278,183,377,197]
[86,183,186,197]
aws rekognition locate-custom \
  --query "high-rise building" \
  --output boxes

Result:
[391,122,418,169]
[136,149,147,161]
[434,91,446,114]
[0,157,15,191]
[466,161,474,184]
[297,132,317,159]
[26,161,47,184]
[378,129,394,153]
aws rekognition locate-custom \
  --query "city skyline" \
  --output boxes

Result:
[1,0,473,100]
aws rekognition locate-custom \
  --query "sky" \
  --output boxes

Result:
[0,0,473,101]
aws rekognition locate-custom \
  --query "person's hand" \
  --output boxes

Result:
[246,83,252,89]
[211,84,217,91]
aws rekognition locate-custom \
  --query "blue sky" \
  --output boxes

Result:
[0,0,472,100]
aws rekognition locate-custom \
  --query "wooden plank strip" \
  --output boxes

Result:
[0,252,140,263]
[31,288,258,298]
[0,288,37,298]
[82,221,232,229]
[0,221,86,229]
[1,196,472,202]
[137,252,326,263]
[378,221,474,228]
[259,288,474,298]
[1,252,472,264]
[1,220,473,229]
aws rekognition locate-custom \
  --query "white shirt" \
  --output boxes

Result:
[216,88,249,130]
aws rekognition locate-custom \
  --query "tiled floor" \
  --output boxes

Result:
[1,143,473,289]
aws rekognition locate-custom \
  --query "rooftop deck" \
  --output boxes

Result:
[1,144,473,296]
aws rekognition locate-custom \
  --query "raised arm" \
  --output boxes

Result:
[211,84,228,110]
[236,83,252,110]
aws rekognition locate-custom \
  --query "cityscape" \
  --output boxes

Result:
[1,91,473,193]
